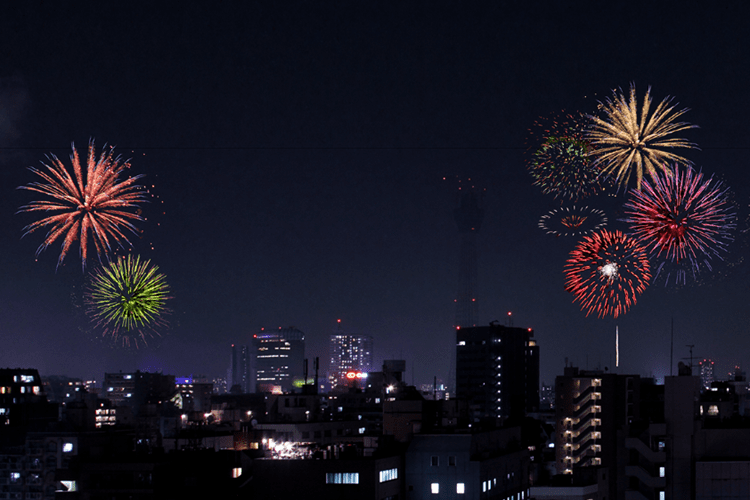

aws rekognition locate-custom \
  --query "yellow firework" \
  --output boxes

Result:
[586,84,697,189]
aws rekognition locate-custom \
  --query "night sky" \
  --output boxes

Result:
[1,3,749,389]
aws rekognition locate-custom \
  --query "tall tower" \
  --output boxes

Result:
[454,185,485,328]
[328,321,373,390]
[253,327,305,394]
[456,323,539,422]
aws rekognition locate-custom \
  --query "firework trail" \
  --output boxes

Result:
[586,84,698,190]
[565,229,651,318]
[18,140,147,270]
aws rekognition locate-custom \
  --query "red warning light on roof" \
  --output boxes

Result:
[337,319,341,323]
[253,335,257,338]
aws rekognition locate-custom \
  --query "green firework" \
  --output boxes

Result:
[85,254,171,347]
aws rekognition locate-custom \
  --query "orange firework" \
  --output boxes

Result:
[18,140,147,270]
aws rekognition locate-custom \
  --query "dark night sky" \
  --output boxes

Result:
[1,2,749,388]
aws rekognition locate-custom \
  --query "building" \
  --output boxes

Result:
[253,327,306,394]
[699,359,715,390]
[329,324,373,390]
[455,323,539,423]
[227,344,251,393]
[555,367,640,476]
[102,371,176,415]
[404,428,529,500]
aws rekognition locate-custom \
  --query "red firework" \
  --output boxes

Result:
[564,229,651,318]
[18,140,147,270]
[622,165,736,265]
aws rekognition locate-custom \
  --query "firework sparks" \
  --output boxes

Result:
[526,112,609,202]
[586,84,698,190]
[538,205,607,237]
[622,165,736,285]
[84,254,170,347]
[564,229,651,318]
[18,140,147,270]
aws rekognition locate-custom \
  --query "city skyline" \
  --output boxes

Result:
[1,4,750,389]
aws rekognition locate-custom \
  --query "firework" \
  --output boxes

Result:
[586,84,698,190]
[622,166,736,285]
[84,254,170,347]
[18,140,147,270]
[564,229,651,318]
[538,205,607,237]
[526,112,609,202]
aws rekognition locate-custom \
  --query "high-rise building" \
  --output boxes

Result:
[699,358,715,389]
[253,327,305,394]
[329,324,373,390]
[554,367,640,478]
[453,187,484,328]
[455,323,539,422]
[227,344,250,393]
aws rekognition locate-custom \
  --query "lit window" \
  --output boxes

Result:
[431,483,439,494]
[457,482,465,494]
[10,472,20,482]
[483,481,486,492]
[325,473,359,484]
[708,405,719,416]
[58,481,77,492]
[232,468,242,478]
[659,492,665,500]
[659,466,665,478]
[379,468,398,482]
[62,442,74,453]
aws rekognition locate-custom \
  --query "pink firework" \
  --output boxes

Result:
[18,140,147,270]
[622,165,736,272]
[564,229,651,318]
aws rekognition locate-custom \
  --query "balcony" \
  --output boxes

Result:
[625,465,666,489]
[625,438,666,463]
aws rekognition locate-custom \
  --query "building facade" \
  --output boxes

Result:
[227,344,251,393]
[455,323,539,423]
[329,331,374,390]
[253,327,305,393]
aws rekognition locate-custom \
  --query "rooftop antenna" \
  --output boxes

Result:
[670,318,674,376]
[682,345,696,375]
[506,311,513,327]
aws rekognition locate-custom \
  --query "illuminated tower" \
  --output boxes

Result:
[699,358,715,389]
[253,327,305,393]
[454,185,485,328]
[328,321,373,390]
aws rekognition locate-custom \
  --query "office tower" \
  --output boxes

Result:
[455,323,539,422]
[253,327,305,393]
[699,358,714,389]
[227,344,250,393]
[555,367,640,475]
[328,325,373,390]
[453,186,484,328]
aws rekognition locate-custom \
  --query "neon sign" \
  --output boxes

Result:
[345,371,368,380]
